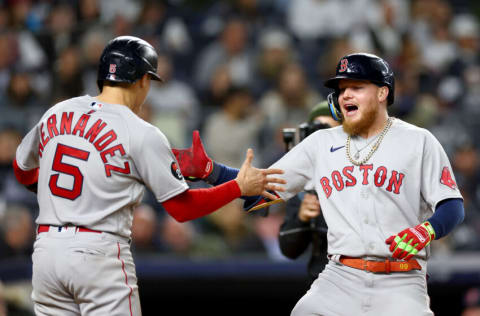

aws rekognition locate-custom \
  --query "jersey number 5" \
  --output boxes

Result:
[49,143,90,200]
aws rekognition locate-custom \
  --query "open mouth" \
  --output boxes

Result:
[344,104,358,116]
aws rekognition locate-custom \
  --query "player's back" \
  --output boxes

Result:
[31,95,157,237]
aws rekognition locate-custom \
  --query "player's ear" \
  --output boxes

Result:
[139,74,150,88]
[377,86,388,103]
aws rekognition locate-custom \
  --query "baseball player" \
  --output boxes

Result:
[12,36,286,316]
[173,53,465,315]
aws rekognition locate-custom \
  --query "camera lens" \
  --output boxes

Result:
[282,128,296,143]
[299,122,309,141]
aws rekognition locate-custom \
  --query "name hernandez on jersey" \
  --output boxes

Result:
[38,108,130,178]
[15,95,189,237]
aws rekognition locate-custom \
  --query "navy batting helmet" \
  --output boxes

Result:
[324,53,395,121]
[97,36,162,91]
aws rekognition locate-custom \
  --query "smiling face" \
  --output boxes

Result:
[338,79,388,137]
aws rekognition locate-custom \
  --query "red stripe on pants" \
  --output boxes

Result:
[117,242,133,316]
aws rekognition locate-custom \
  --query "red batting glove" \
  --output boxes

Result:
[385,222,436,261]
[171,130,213,181]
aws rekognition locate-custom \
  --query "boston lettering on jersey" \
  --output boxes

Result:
[37,111,130,177]
[319,164,405,198]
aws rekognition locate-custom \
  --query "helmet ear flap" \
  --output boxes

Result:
[327,92,342,121]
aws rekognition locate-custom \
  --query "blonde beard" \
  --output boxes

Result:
[342,105,378,136]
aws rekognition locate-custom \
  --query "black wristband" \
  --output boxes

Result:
[206,161,222,184]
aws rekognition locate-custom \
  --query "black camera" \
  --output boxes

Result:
[282,121,331,152]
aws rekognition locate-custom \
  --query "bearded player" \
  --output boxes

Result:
[173,53,464,315]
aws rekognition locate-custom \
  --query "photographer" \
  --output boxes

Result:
[278,101,339,283]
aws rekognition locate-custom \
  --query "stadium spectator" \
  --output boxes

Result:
[0,204,34,262]
[462,287,480,316]
[147,52,200,147]
[204,86,262,168]
[193,17,254,92]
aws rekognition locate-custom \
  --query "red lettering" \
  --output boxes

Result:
[386,170,405,194]
[60,112,74,135]
[374,166,387,187]
[331,171,344,191]
[38,141,44,158]
[47,114,59,138]
[100,144,125,163]
[72,114,90,137]
[359,164,373,185]
[320,177,332,198]
[84,119,107,143]
[94,130,117,151]
[342,166,356,187]
[101,144,129,177]
[40,123,49,147]
[105,162,131,177]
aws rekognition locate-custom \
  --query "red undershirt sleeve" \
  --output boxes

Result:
[162,180,241,222]
[13,159,39,186]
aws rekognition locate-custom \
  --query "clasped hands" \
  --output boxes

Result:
[172,130,286,200]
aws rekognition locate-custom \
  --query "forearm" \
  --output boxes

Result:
[13,159,39,186]
[162,180,241,222]
[279,223,312,259]
[428,198,464,239]
[278,196,312,258]
[13,159,39,193]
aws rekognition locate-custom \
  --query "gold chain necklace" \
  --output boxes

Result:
[351,134,381,159]
[346,117,394,166]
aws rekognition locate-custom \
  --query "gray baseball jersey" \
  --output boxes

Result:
[16,95,189,238]
[270,118,462,260]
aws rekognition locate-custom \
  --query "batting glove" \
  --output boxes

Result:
[171,130,213,181]
[385,222,436,261]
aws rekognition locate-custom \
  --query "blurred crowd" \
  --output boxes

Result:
[0,0,480,308]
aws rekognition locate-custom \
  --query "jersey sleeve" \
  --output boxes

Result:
[15,124,40,171]
[269,137,315,201]
[133,126,189,202]
[420,130,463,209]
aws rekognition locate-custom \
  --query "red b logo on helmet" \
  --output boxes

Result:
[339,59,348,72]
[109,64,116,74]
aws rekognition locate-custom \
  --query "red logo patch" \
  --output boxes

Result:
[339,58,348,72]
[109,64,117,74]
[171,162,183,180]
[440,167,456,189]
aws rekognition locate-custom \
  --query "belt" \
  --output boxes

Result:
[339,256,421,274]
[37,224,102,234]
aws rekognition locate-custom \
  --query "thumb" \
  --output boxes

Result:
[193,130,205,152]
[192,130,199,143]
[243,148,254,167]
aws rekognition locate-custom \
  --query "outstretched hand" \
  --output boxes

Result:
[171,130,212,181]
[235,148,286,198]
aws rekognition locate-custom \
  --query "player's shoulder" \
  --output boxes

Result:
[309,125,344,139]
[391,118,434,138]
[297,125,343,151]
[40,95,90,120]
[118,107,157,132]
[118,108,169,145]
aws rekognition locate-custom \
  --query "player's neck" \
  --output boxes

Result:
[96,87,139,112]
[359,111,389,139]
